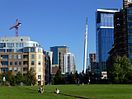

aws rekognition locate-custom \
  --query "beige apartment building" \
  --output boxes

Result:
[0,36,45,85]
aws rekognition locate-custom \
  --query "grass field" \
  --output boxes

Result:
[0,84,132,99]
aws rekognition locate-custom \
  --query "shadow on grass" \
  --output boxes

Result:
[45,90,89,99]
[60,93,89,99]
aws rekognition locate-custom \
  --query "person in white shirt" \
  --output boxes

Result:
[55,88,60,94]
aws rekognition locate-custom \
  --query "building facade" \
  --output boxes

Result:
[89,53,96,64]
[96,9,118,63]
[64,52,76,74]
[44,51,53,84]
[0,36,45,85]
[89,53,96,72]
[109,4,132,64]
[123,0,132,8]
[50,46,69,74]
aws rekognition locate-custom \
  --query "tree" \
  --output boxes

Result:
[15,72,23,85]
[111,56,132,83]
[23,69,37,86]
[2,71,15,86]
[54,69,64,84]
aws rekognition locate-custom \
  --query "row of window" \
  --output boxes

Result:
[0,61,41,66]
[100,13,114,27]
[0,47,42,53]
[0,67,27,72]
[0,67,42,73]
[0,43,24,48]
[0,54,42,59]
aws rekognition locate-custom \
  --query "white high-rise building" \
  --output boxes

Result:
[64,52,76,74]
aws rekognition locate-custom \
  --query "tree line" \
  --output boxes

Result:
[0,69,36,86]
[1,55,132,86]
[53,56,132,84]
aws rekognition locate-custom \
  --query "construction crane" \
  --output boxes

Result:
[9,19,21,37]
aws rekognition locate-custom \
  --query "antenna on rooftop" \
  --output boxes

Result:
[9,19,21,37]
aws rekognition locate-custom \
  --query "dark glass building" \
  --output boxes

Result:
[109,4,132,64]
[96,9,118,79]
[96,9,118,63]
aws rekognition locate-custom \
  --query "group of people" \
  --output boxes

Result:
[38,85,60,94]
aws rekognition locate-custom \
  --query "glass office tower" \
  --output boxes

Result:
[127,7,132,61]
[96,9,118,63]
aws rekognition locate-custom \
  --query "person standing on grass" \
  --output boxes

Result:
[38,85,44,93]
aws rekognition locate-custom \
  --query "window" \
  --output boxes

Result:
[16,43,19,47]
[21,39,23,41]
[20,43,24,47]
[14,67,17,72]
[23,61,28,65]
[14,55,17,59]
[1,68,8,72]
[31,61,34,65]
[31,54,35,59]
[7,43,14,47]
[1,55,8,59]
[15,61,18,65]
[18,68,21,72]
[0,49,5,52]
[1,61,8,66]
[23,67,27,71]
[31,48,35,52]
[38,61,41,65]
[9,55,12,59]
[7,49,14,52]
[128,8,132,14]
[38,75,41,79]
[23,55,28,59]
[10,62,13,65]
[9,67,12,71]
[18,55,22,59]
[23,47,29,52]
[0,43,6,48]
[19,61,22,65]
[38,48,41,52]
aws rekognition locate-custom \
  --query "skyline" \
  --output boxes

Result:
[0,0,122,72]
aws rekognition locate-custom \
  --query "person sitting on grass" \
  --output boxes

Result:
[54,88,60,94]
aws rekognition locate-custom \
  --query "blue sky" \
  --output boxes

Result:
[0,0,122,72]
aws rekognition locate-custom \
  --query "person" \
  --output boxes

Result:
[38,85,44,93]
[55,88,60,94]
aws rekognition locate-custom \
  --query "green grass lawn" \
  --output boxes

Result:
[0,84,132,99]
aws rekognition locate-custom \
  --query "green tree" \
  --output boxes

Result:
[112,56,132,83]
[23,69,37,86]
[4,71,15,86]
[15,72,23,85]
[54,69,64,84]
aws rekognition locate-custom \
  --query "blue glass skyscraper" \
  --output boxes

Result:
[96,9,118,63]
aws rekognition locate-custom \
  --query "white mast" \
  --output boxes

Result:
[83,17,88,73]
